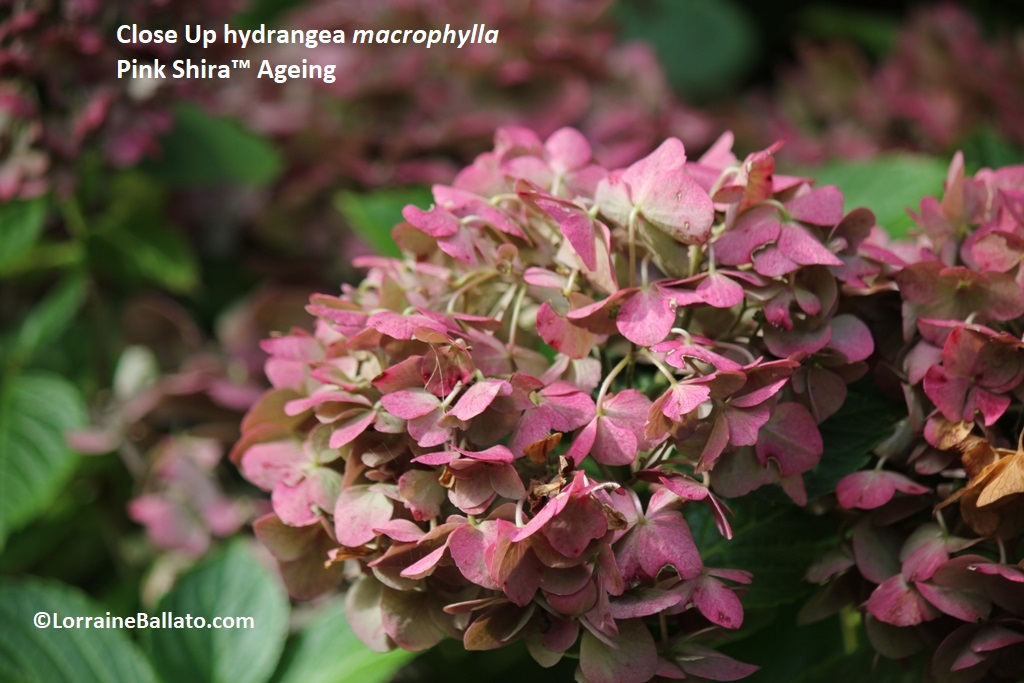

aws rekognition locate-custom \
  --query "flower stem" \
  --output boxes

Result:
[507,285,527,349]
[628,206,639,287]
[595,354,632,408]
[641,349,678,386]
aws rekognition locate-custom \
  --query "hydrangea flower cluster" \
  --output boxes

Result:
[0,0,238,199]
[209,0,714,263]
[727,4,1024,164]
[805,155,1024,681]
[234,127,885,682]
[217,0,712,188]
[71,288,310,557]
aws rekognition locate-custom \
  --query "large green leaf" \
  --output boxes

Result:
[142,540,289,683]
[87,174,199,293]
[959,126,1024,170]
[689,497,835,609]
[813,155,948,238]
[797,6,898,57]
[805,386,903,501]
[336,186,433,258]
[271,598,413,683]
[616,0,758,100]
[0,199,47,275]
[7,276,87,368]
[720,604,922,683]
[0,578,158,683]
[0,372,85,550]
[143,104,281,187]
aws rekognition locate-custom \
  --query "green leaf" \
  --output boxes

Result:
[0,372,85,551]
[8,276,87,367]
[142,540,289,683]
[271,598,413,683]
[805,385,903,501]
[235,0,306,27]
[786,648,921,683]
[88,174,199,293]
[689,497,835,609]
[616,0,758,100]
[812,155,948,238]
[959,126,1024,171]
[720,604,923,683]
[336,187,433,258]
[0,199,47,275]
[0,578,158,683]
[143,104,281,187]
[797,7,898,57]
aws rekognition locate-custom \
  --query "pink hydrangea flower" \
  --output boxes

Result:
[236,127,882,682]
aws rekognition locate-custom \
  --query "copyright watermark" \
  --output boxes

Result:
[33,611,255,630]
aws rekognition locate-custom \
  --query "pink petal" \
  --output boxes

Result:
[449,523,499,589]
[714,207,781,265]
[593,416,639,466]
[457,444,515,463]
[836,470,930,510]
[785,185,844,226]
[638,170,714,244]
[536,197,598,270]
[543,495,609,558]
[827,315,874,363]
[580,619,658,683]
[608,589,682,619]
[865,575,939,626]
[407,411,449,447]
[400,544,449,579]
[488,521,544,606]
[398,469,446,521]
[449,378,512,421]
[334,485,393,547]
[375,519,426,542]
[272,472,338,527]
[674,643,759,681]
[284,389,371,416]
[380,389,440,420]
[328,409,377,449]
[617,508,702,581]
[402,205,460,237]
[915,581,991,622]
[755,403,822,476]
[752,244,798,277]
[658,383,712,420]
[240,440,306,490]
[489,463,526,500]
[546,127,592,171]
[536,301,597,359]
[693,575,744,629]
[565,418,598,465]
[617,286,676,346]
[697,272,745,308]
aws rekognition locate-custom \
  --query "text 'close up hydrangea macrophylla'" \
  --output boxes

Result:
[234,127,887,682]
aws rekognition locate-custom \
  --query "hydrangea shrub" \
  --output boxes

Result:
[727,4,1024,165]
[234,127,887,682]
[805,154,1024,682]
[0,0,240,199]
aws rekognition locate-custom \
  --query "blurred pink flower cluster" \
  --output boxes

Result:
[211,0,713,245]
[805,155,1024,682]
[234,126,886,682]
[729,4,1024,165]
[71,287,310,557]
[0,0,240,200]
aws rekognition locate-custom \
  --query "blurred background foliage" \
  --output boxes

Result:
[1,1,1023,681]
